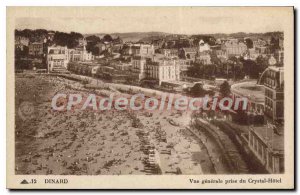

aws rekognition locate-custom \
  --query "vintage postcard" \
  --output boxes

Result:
[7,7,294,189]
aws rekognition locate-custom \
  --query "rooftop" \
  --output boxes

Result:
[231,81,265,103]
[250,125,284,152]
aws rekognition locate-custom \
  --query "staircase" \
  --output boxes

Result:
[51,65,70,74]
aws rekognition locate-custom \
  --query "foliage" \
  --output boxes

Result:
[241,59,260,78]
[15,59,33,70]
[15,46,29,58]
[174,40,191,49]
[86,35,101,55]
[186,63,203,78]
[191,35,216,46]
[86,35,101,43]
[189,83,206,97]
[245,38,253,49]
[226,56,244,80]
[186,62,216,80]
[269,36,280,53]
[102,34,113,42]
[53,31,83,48]
[210,52,221,66]
[256,55,269,74]
[15,29,48,42]
[219,81,231,97]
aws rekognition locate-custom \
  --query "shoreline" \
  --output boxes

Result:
[15,73,218,175]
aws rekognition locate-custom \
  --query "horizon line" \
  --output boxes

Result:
[15,28,284,36]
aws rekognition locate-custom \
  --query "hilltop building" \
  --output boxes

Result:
[29,42,44,56]
[15,36,29,51]
[198,39,210,53]
[146,55,180,85]
[131,54,180,85]
[47,46,69,72]
[179,47,197,61]
[131,44,155,57]
[68,46,94,62]
[195,51,212,65]
[221,39,247,57]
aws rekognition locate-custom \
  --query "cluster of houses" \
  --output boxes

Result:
[15,34,94,72]
[15,31,285,174]
[15,32,284,87]
[177,37,283,65]
[47,44,94,73]
[116,36,283,86]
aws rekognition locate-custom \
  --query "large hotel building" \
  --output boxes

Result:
[264,66,284,122]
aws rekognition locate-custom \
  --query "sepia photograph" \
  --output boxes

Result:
[6,6,294,189]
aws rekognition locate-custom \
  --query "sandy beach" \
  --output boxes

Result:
[15,74,215,175]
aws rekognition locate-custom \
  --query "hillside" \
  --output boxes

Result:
[85,32,170,42]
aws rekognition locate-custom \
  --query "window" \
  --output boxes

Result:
[263,148,267,163]
[254,139,258,151]
[249,134,253,146]
[268,153,273,170]
[279,157,284,173]
[258,143,263,157]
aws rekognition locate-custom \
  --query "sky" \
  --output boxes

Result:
[14,7,288,35]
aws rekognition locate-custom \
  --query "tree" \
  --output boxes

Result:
[210,52,221,66]
[220,81,231,97]
[15,46,29,58]
[175,39,191,49]
[269,36,280,53]
[190,83,206,97]
[102,34,113,42]
[86,35,101,55]
[53,31,83,48]
[86,35,101,43]
[256,55,269,75]
[227,56,243,80]
[203,65,216,80]
[15,29,84,49]
[242,59,259,79]
[15,29,48,42]
[187,63,204,78]
[245,38,253,49]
